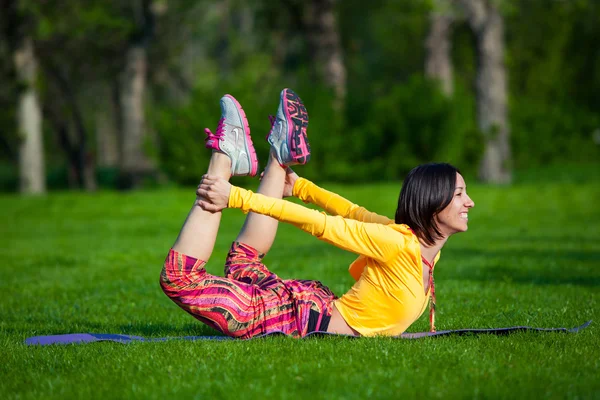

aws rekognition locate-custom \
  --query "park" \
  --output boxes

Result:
[1,1,599,398]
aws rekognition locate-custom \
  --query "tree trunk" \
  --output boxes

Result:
[460,0,511,184]
[216,0,231,75]
[425,0,454,96]
[96,82,120,168]
[302,0,347,112]
[45,61,98,191]
[119,44,154,187]
[14,37,45,194]
[118,0,156,189]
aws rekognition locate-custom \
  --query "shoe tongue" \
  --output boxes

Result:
[205,138,219,151]
[266,115,276,141]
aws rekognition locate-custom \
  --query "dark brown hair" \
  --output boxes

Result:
[394,163,460,245]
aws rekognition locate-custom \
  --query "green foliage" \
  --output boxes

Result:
[153,72,482,184]
[21,0,132,63]
[0,163,17,192]
[153,53,286,185]
[1,181,598,398]
[338,76,482,182]
[505,0,600,168]
[1,0,599,190]
[511,98,600,168]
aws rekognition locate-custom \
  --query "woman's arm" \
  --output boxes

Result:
[231,186,402,262]
[293,177,393,225]
[197,176,403,262]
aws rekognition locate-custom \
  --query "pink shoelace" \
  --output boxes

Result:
[421,256,436,333]
[204,118,226,145]
[265,115,276,140]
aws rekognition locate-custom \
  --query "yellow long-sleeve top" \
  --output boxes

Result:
[228,178,439,337]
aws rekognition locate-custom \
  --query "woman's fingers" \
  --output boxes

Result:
[200,177,213,186]
[197,186,219,199]
[196,179,219,197]
[199,174,219,186]
[196,176,230,211]
[198,200,220,213]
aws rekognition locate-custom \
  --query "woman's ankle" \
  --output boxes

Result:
[207,152,233,180]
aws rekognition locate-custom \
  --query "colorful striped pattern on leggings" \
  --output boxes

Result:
[160,242,336,339]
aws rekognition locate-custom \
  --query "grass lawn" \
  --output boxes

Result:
[1,175,599,399]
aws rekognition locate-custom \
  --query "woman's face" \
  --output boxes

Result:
[435,173,475,237]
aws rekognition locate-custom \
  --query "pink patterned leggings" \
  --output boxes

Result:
[160,242,335,339]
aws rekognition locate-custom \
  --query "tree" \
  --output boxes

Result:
[95,82,120,171]
[459,0,511,183]
[15,37,45,194]
[302,0,347,111]
[15,0,134,191]
[281,0,347,112]
[118,0,158,188]
[425,0,454,96]
[3,0,46,194]
[26,0,159,190]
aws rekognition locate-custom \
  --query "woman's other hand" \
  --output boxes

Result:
[283,167,298,197]
[259,167,298,198]
[196,175,232,212]
[283,167,299,198]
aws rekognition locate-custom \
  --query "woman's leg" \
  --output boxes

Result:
[162,245,301,338]
[170,93,258,261]
[161,94,268,337]
[162,151,237,335]
[171,152,231,261]
[234,88,310,255]
[234,151,286,255]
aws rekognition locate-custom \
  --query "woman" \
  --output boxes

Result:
[160,89,475,338]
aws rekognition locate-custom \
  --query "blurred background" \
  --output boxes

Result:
[0,0,598,193]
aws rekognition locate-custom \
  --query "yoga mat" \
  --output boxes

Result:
[25,320,592,346]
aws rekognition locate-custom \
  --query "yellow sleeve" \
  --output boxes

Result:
[293,178,393,224]
[229,186,404,262]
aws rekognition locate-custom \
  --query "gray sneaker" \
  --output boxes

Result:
[267,88,310,166]
[205,94,259,176]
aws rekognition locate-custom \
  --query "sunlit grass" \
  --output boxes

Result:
[1,176,598,399]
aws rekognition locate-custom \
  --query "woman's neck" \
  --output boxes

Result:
[419,237,448,264]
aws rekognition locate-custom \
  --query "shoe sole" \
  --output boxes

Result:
[224,94,259,177]
[282,89,311,165]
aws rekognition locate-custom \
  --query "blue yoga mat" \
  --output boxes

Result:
[25,320,592,345]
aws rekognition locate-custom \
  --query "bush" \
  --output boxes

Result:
[153,54,285,186]
[152,72,486,185]
[510,97,600,168]
[342,75,483,182]
[151,69,600,187]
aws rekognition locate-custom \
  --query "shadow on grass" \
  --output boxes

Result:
[114,321,222,337]
[443,247,600,287]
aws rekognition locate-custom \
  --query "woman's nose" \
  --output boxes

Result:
[466,195,475,208]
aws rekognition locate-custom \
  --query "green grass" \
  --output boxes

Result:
[1,177,599,399]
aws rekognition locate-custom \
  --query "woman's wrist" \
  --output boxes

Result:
[292,177,308,199]
[227,185,241,209]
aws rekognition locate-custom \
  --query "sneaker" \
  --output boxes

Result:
[205,94,259,177]
[267,88,311,166]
